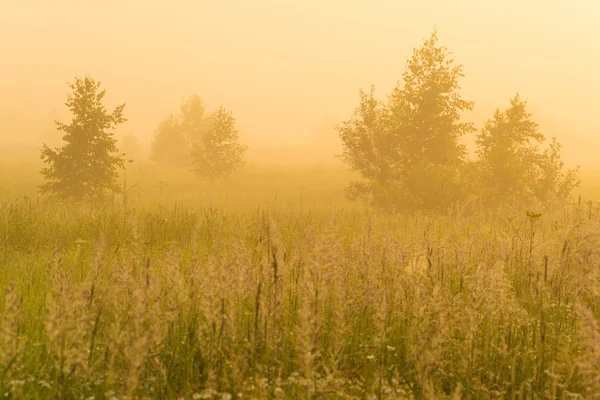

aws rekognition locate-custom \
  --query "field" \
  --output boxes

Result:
[2,162,600,399]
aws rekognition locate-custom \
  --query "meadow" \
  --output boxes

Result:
[1,162,600,399]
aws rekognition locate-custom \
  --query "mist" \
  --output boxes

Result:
[5,2,600,398]
[1,0,599,166]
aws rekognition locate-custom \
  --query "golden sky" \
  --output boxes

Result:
[0,0,598,164]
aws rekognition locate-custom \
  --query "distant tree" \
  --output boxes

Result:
[179,94,207,144]
[40,76,126,201]
[150,114,189,166]
[533,136,580,204]
[190,106,247,180]
[337,86,401,208]
[338,30,474,211]
[150,95,207,167]
[120,134,142,163]
[476,94,579,206]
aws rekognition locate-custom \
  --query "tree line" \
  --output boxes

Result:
[39,80,247,202]
[39,30,579,210]
[337,30,578,211]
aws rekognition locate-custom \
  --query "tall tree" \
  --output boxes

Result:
[476,94,579,205]
[338,30,474,211]
[40,76,126,201]
[190,106,247,180]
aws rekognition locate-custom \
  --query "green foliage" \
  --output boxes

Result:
[339,31,578,212]
[338,30,474,211]
[150,95,207,167]
[388,30,474,168]
[39,76,126,201]
[190,106,248,180]
[476,94,579,206]
[150,95,246,179]
[337,86,400,208]
[534,136,580,205]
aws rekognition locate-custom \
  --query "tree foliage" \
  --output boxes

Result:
[151,95,246,179]
[40,76,126,201]
[190,106,247,180]
[338,30,474,211]
[476,94,579,206]
[179,94,207,144]
[150,96,207,167]
[150,114,189,166]
[338,31,578,212]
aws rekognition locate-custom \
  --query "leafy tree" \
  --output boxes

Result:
[180,94,207,144]
[476,94,542,201]
[337,86,401,208]
[150,114,189,166]
[337,30,474,211]
[476,94,579,206]
[150,95,206,167]
[190,106,247,180]
[40,76,126,201]
[388,30,475,210]
[533,137,580,204]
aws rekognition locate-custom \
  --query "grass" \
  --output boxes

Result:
[1,162,600,398]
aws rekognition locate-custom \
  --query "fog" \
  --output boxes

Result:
[1,0,598,165]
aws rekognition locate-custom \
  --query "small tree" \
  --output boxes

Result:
[337,86,401,208]
[338,30,474,211]
[180,94,207,144]
[190,106,247,180]
[533,137,580,204]
[150,95,206,167]
[40,76,126,201]
[150,114,189,166]
[476,93,579,206]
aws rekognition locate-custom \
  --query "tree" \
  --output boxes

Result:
[533,136,580,205]
[150,114,189,166]
[337,86,402,209]
[150,95,206,167]
[40,76,126,201]
[337,30,474,211]
[190,106,247,180]
[476,94,579,206]
[180,94,207,144]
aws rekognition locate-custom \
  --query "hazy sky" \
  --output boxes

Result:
[1,0,598,164]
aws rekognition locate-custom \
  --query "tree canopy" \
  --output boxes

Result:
[151,95,247,179]
[338,30,474,211]
[40,76,126,201]
[338,31,578,212]
[190,106,247,180]
[476,94,579,206]
[150,114,189,167]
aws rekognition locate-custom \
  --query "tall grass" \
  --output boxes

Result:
[1,163,600,398]
[1,192,600,399]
